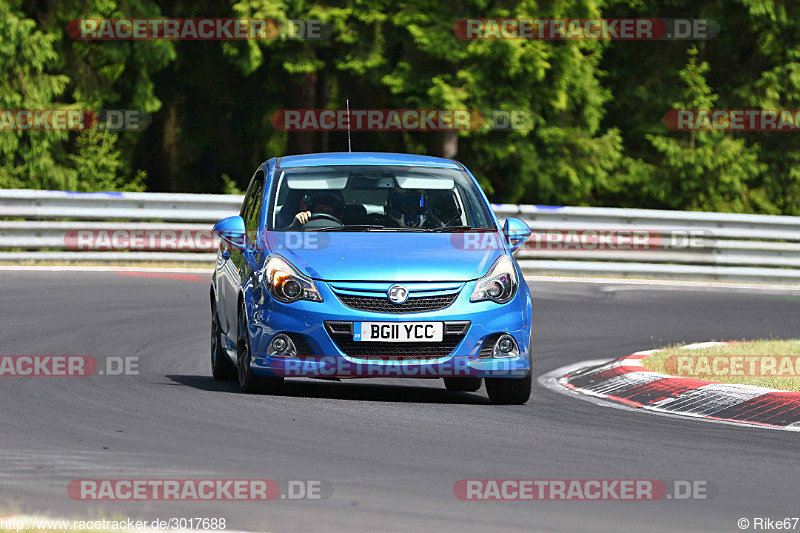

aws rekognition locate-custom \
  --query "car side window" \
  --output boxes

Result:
[246,172,265,231]
[240,176,258,222]
[240,170,265,222]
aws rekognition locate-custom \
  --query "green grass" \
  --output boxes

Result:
[641,339,800,391]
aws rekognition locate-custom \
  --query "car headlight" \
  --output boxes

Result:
[470,255,518,304]
[263,255,322,303]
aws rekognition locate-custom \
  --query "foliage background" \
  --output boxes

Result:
[1,0,798,215]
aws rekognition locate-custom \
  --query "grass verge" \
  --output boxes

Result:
[641,339,800,391]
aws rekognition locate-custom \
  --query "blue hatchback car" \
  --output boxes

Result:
[211,152,533,404]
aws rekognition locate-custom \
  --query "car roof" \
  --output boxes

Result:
[277,152,461,169]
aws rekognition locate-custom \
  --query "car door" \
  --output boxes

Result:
[220,170,262,335]
[240,171,267,313]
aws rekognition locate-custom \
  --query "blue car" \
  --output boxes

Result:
[210,152,533,404]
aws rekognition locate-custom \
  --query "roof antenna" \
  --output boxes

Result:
[346,99,352,153]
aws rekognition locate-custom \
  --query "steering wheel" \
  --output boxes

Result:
[302,212,343,229]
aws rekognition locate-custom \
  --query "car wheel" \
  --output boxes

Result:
[443,377,482,392]
[237,303,283,393]
[211,304,236,381]
[485,372,532,405]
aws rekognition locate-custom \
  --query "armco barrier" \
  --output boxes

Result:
[1,189,799,284]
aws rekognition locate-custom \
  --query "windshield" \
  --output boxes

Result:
[268,165,495,231]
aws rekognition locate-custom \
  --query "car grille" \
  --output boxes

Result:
[335,293,458,314]
[325,321,469,360]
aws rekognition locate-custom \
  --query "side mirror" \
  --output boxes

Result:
[213,216,247,251]
[503,218,531,252]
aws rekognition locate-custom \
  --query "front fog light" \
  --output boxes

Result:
[493,334,519,358]
[272,337,287,352]
[269,334,297,357]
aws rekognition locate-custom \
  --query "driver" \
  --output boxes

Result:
[288,190,345,229]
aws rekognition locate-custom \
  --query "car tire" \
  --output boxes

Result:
[237,303,283,394]
[443,377,482,392]
[485,372,532,405]
[211,304,236,381]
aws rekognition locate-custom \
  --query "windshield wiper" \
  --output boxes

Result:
[312,224,389,232]
[420,226,482,232]
[313,225,480,232]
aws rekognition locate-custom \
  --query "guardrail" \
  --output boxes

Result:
[2,189,799,284]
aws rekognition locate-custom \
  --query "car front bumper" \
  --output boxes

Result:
[246,278,532,379]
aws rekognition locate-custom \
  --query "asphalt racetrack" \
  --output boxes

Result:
[1,270,799,532]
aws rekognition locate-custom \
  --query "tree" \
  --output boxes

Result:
[646,46,767,212]
[0,0,72,189]
[0,0,172,191]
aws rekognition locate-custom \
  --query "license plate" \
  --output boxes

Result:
[354,322,443,342]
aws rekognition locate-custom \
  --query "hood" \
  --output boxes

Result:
[275,232,505,282]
